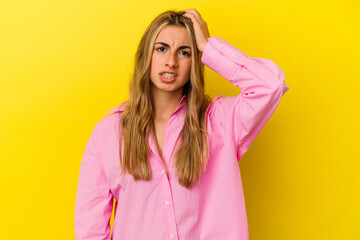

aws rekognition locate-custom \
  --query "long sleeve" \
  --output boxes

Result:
[202,36,289,161]
[74,122,114,240]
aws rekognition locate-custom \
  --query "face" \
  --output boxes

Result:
[150,25,192,96]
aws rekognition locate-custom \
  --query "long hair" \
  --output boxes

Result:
[119,10,212,189]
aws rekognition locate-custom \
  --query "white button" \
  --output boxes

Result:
[231,53,235,57]
[218,44,223,49]
[165,200,170,205]
[170,233,175,238]
[162,169,165,173]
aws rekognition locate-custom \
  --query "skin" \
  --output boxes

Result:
[182,8,211,52]
[150,25,192,121]
[150,8,210,151]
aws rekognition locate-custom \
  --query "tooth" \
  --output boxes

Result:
[162,73,175,78]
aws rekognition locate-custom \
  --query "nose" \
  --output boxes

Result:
[165,52,178,68]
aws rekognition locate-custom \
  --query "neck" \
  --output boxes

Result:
[152,88,184,121]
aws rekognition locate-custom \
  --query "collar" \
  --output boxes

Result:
[104,94,187,116]
[104,100,129,115]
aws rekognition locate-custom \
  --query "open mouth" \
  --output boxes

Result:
[160,73,177,82]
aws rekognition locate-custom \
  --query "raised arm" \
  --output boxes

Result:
[182,9,289,161]
[202,36,289,160]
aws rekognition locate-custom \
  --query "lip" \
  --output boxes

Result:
[159,72,178,83]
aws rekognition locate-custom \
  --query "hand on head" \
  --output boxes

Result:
[180,8,210,53]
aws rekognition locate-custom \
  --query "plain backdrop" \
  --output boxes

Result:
[0,0,359,239]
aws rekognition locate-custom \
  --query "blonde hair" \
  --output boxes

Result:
[119,10,212,189]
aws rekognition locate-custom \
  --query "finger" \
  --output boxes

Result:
[183,9,203,24]
[185,9,202,23]
[192,9,205,23]
[183,12,201,26]
[192,8,202,19]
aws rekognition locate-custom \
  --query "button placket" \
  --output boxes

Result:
[155,103,184,240]
[160,173,178,240]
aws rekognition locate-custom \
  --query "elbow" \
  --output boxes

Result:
[270,65,288,96]
[271,80,289,99]
[274,64,289,96]
[266,59,287,93]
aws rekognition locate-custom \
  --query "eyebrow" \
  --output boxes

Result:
[154,42,191,50]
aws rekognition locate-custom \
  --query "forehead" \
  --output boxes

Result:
[155,25,190,45]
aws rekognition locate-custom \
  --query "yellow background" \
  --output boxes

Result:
[1,0,359,239]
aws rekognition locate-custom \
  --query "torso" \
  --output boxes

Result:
[154,118,168,153]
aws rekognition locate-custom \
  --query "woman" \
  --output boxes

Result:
[75,8,289,240]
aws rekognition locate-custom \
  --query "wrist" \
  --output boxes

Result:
[199,40,208,53]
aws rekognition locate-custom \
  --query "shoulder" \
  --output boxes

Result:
[93,100,129,136]
[103,100,129,116]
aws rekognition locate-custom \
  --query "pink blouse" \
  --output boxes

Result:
[74,36,289,240]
